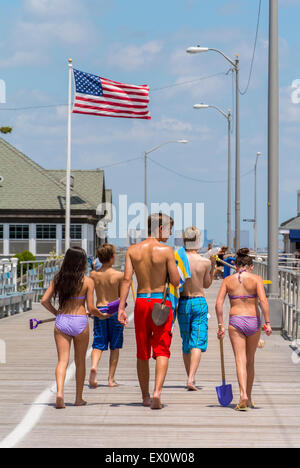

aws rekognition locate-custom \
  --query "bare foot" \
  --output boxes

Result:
[151,393,162,410]
[74,399,87,407]
[56,396,65,409]
[108,380,119,387]
[89,369,98,388]
[187,381,198,391]
[142,395,152,407]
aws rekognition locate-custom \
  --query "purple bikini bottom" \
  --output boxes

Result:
[229,315,261,337]
[55,314,88,337]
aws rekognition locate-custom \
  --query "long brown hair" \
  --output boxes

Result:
[236,248,253,267]
[53,247,87,309]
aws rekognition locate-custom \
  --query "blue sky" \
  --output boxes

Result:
[1,0,300,247]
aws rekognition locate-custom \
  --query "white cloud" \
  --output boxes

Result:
[24,0,83,17]
[0,50,47,68]
[280,85,300,123]
[108,41,163,71]
[0,0,96,68]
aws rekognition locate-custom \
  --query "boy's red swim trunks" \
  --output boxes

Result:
[134,297,173,360]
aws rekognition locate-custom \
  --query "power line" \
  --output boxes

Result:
[148,156,254,184]
[151,71,230,91]
[239,0,262,96]
[101,156,142,169]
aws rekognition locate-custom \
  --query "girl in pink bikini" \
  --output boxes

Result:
[215,248,272,411]
[41,247,108,409]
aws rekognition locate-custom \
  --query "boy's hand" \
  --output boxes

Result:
[118,308,128,327]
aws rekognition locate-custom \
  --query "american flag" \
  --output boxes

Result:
[72,69,150,120]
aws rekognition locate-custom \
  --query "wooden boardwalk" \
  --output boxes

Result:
[0,281,300,448]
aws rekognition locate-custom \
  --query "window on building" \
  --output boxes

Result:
[9,224,29,240]
[0,225,3,239]
[36,225,56,240]
[62,224,82,240]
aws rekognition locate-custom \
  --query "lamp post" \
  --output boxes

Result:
[187,46,240,251]
[243,151,262,253]
[254,152,262,254]
[268,0,279,298]
[193,104,232,251]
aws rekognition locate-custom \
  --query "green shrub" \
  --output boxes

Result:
[13,250,36,276]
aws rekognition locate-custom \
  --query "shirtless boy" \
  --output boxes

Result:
[118,213,180,410]
[89,244,124,388]
[178,227,216,391]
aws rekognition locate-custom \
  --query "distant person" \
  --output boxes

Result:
[118,213,180,410]
[215,248,272,411]
[41,247,108,409]
[223,255,236,278]
[178,227,216,391]
[89,244,124,389]
[214,246,228,280]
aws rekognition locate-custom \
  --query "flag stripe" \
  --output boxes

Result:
[76,96,148,109]
[73,69,150,120]
[101,77,149,90]
[73,109,151,119]
[101,83,149,96]
[74,103,149,115]
[76,92,149,104]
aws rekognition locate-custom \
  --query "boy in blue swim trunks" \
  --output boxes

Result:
[178,227,216,391]
[89,244,124,388]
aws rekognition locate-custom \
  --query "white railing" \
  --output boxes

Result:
[254,260,300,344]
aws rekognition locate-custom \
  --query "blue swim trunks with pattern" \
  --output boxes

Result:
[177,296,208,354]
[92,307,124,351]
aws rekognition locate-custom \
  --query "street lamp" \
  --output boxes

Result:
[144,139,188,227]
[243,152,262,254]
[193,104,232,251]
[254,152,262,254]
[187,45,240,251]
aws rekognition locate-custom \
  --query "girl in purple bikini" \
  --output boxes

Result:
[215,248,272,411]
[41,247,108,409]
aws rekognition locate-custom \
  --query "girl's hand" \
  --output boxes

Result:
[217,325,225,340]
[264,324,272,336]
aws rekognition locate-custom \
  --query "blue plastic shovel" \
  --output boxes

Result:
[216,325,233,407]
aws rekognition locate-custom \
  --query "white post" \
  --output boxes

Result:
[3,224,9,256]
[29,224,36,255]
[82,224,88,253]
[10,257,18,292]
[56,224,62,256]
[65,58,73,252]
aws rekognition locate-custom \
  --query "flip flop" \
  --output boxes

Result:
[235,403,248,411]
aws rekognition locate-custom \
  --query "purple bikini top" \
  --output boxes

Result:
[72,295,87,300]
[229,269,258,300]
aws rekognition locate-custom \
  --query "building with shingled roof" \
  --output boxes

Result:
[0,138,112,258]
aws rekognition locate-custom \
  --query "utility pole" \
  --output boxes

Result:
[268,0,279,297]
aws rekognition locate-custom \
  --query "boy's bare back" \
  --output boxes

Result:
[91,268,124,307]
[181,252,211,297]
[128,238,175,293]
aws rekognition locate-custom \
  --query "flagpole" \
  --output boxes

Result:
[65,58,73,253]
